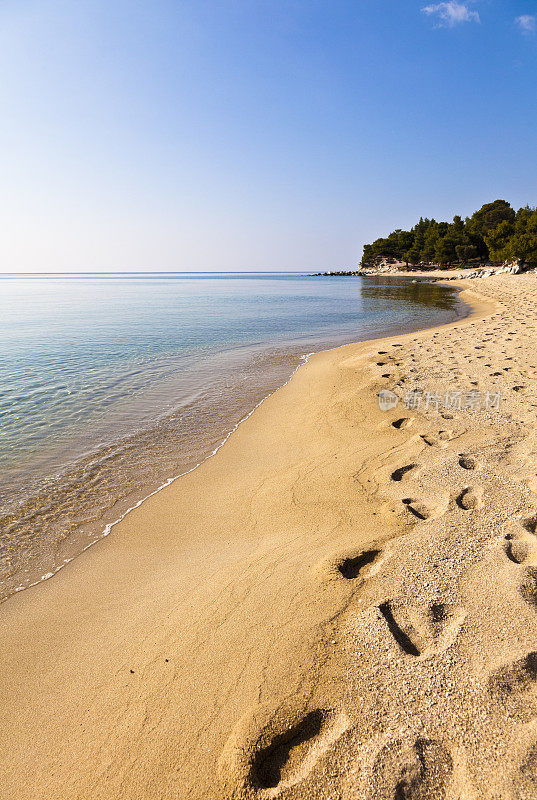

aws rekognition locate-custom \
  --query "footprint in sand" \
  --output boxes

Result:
[504,516,537,566]
[456,485,483,510]
[378,600,465,659]
[252,709,349,794]
[458,454,480,470]
[420,432,452,449]
[313,546,384,583]
[392,417,414,430]
[519,568,537,607]
[403,495,448,522]
[488,652,537,713]
[506,537,534,566]
[253,709,325,790]
[219,704,350,796]
[336,549,381,581]
[366,736,453,800]
[391,463,419,482]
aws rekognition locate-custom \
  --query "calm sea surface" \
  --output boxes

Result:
[0,272,463,600]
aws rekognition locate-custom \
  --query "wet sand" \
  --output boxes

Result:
[2,275,537,798]
[0,277,462,605]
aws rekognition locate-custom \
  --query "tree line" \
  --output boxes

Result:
[361,200,537,268]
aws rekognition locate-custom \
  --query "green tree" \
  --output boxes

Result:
[484,219,515,261]
[421,223,440,262]
[509,207,537,263]
[465,200,515,261]
[411,217,431,262]
[394,230,414,264]
[361,200,537,269]
[455,242,479,262]
[451,215,465,234]
[445,215,476,263]
[468,200,515,237]
[434,235,458,265]
[406,248,422,266]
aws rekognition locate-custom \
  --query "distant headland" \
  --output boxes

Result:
[312,199,537,277]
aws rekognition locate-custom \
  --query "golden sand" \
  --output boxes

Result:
[2,275,537,798]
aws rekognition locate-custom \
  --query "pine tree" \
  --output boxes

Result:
[361,200,537,268]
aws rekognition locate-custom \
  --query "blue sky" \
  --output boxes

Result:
[0,0,536,271]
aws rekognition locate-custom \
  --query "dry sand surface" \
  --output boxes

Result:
[3,275,537,798]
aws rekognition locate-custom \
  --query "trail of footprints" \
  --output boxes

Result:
[221,412,474,798]
[220,317,537,798]
[222,561,467,796]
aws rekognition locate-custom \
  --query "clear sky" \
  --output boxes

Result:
[0,0,536,272]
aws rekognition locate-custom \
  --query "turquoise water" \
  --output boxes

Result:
[0,272,462,599]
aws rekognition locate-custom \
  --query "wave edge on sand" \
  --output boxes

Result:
[7,276,537,799]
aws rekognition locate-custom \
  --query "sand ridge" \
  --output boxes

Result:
[2,275,537,797]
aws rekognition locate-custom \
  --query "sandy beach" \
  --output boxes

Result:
[4,274,537,798]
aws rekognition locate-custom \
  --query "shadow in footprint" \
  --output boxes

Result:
[456,486,483,510]
[505,533,530,565]
[338,549,380,580]
[523,516,537,535]
[391,464,417,482]
[253,710,325,789]
[489,652,537,697]
[403,496,448,521]
[379,601,465,660]
[392,418,412,430]
[404,500,429,521]
[314,546,383,584]
[379,602,421,657]
[459,455,478,470]
[429,603,450,628]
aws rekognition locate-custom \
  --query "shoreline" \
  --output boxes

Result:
[11,350,312,597]
[1,278,465,605]
[4,276,533,799]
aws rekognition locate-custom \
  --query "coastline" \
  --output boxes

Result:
[5,276,536,799]
[1,277,465,604]
[12,351,312,595]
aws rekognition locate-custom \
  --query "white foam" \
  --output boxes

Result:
[15,350,316,597]
[12,282,467,600]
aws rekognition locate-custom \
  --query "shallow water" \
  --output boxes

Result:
[0,272,463,601]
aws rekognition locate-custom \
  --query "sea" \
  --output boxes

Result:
[0,272,464,601]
